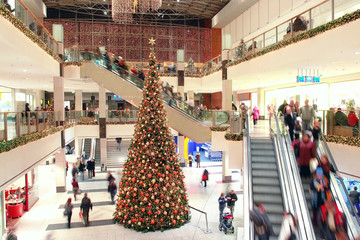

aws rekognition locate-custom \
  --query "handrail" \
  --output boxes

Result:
[16,0,58,44]
[279,116,316,239]
[245,113,254,240]
[188,205,211,233]
[338,171,360,180]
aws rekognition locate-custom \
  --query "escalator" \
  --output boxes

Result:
[79,60,230,143]
[95,138,100,165]
[250,137,284,238]
[278,115,360,239]
[83,138,92,159]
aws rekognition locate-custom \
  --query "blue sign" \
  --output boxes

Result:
[297,76,305,82]
[296,76,320,83]
[305,76,313,82]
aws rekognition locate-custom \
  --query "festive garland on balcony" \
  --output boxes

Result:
[0,3,62,62]
[0,124,72,153]
[106,121,136,125]
[225,132,244,141]
[210,126,229,132]
[203,66,222,76]
[227,9,360,68]
[64,61,82,67]
[324,135,360,148]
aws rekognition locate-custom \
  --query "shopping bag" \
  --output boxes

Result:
[77,188,82,195]
[309,158,318,173]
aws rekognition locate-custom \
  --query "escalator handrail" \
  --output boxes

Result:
[319,132,360,233]
[83,58,231,126]
[245,113,254,240]
[279,117,316,240]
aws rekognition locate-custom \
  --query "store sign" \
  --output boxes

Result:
[296,76,320,83]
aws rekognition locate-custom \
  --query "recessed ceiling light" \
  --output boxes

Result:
[23,69,27,72]
[44,85,48,87]
[355,52,360,55]
[177,0,180,2]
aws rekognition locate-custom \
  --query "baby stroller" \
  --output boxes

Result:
[219,212,235,234]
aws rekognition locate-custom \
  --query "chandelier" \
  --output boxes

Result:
[112,0,162,23]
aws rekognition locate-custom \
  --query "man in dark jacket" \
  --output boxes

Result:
[334,108,349,126]
[350,186,360,205]
[80,193,93,226]
[226,190,238,216]
[86,160,94,179]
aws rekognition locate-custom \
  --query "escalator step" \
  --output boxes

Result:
[251,156,276,163]
[251,150,275,156]
[271,225,281,237]
[254,194,282,204]
[252,162,277,170]
[250,138,272,144]
[253,177,280,186]
[261,203,284,214]
[267,213,284,225]
[251,144,274,150]
[253,186,281,195]
[253,170,278,178]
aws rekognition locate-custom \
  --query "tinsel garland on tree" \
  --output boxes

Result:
[0,2,62,62]
[113,38,189,232]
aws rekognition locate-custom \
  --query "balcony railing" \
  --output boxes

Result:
[0,0,59,59]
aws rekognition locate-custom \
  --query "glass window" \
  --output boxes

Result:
[334,0,360,19]
[0,191,4,238]
[310,1,332,29]
[27,168,39,210]
[264,28,277,48]
[277,21,291,41]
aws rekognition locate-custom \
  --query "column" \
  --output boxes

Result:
[257,88,265,119]
[54,74,66,192]
[35,90,44,109]
[75,137,82,157]
[177,63,185,100]
[99,85,107,171]
[53,76,65,125]
[0,191,5,236]
[75,90,82,111]
[178,134,185,167]
[233,91,240,109]
[221,49,233,181]
[187,91,194,102]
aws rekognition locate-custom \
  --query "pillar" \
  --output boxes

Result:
[257,88,265,119]
[55,148,66,192]
[53,76,65,125]
[35,90,44,109]
[221,49,232,181]
[75,90,82,111]
[233,91,240,109]
[187,91,194,102]
[178,134,185,167]
[75,137,82,157]
[99,85,107,171]
[177,62,185,100]
[0,191,5,236]
[222,151,232,182]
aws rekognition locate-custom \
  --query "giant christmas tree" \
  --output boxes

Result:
[113,38,189,232]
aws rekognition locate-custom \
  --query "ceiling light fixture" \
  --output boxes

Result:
[112,0,162,23]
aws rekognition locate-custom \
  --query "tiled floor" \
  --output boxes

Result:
[11,161,243,240]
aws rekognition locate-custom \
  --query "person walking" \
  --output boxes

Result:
[284,106,296,142]
[80,193,93,226]
[188,154,193,167]
[350,186,360,206]
[195,152,201,168]
[278,212,298,240]
[218,193,226,223]
[71,163,78,179]
[108,179,117,204]
[252,106,260,125]
[64,198,73,228]
[79,159,86,181]
[71,177,79,201]
[298,99,316,131]
[201,169,209,187]
[226,190,238,216]
[106,170,115,182]
[116,137,122,151]
[292,131,316,178]
[86,159,93,180]
[250,203,274,240]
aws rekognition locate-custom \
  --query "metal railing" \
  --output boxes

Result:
[188,205,211,234]
[244,113,253,240]
[1,0,59,56]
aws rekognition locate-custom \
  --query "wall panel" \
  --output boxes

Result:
[280,0,292,15]
[243,9,251,35]
[236,15,243,42]
[269,0,280,22]
[259,0,269,27]
[292,0,306,9]
[230,20,237,44]
[251,2,259,33]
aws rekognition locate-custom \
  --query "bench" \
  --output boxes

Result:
[333,126,356,137]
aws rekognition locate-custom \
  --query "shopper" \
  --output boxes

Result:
[311,119,321,150]
[278,100,288,115]
[218,193,226,223]
[79,159,86,181]
[226,190,238,216]
[188,154,193,167]
[71,163,78,179]
[86,159,94,179]
[278,212,298,240]
[195,152,201,168]
[252,106,260,125]
[107,179,117,204]
[64,198,73,228]
[292,131,316,178]
[80,193,93,226]
[284,106,296,141]
[250,203,274,240]
[349,186,360,206]
[106,170,115,182]
[334,108,349,126]
[310,167,328,223]
[116,137,122,151]
[348,108,359,136]
[71,177,79,201]
[298,99,316,131]
[201,169,209,187]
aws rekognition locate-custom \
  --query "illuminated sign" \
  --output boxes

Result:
[296,76,320,83]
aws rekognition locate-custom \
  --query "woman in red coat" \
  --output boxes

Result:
[292,131,316,178]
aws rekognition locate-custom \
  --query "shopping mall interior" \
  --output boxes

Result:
[1,0,360,239]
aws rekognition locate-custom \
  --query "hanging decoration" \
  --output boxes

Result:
[112,0,162,23]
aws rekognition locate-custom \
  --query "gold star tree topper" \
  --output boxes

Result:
[149,38,156,46]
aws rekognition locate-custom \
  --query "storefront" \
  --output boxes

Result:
[264,83,329,114]
[328,80,360,109]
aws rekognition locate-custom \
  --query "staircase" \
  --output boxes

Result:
[250,137,284,239]
[83,138,92,159]
[95,138,100,165]
[106,139,127,168]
